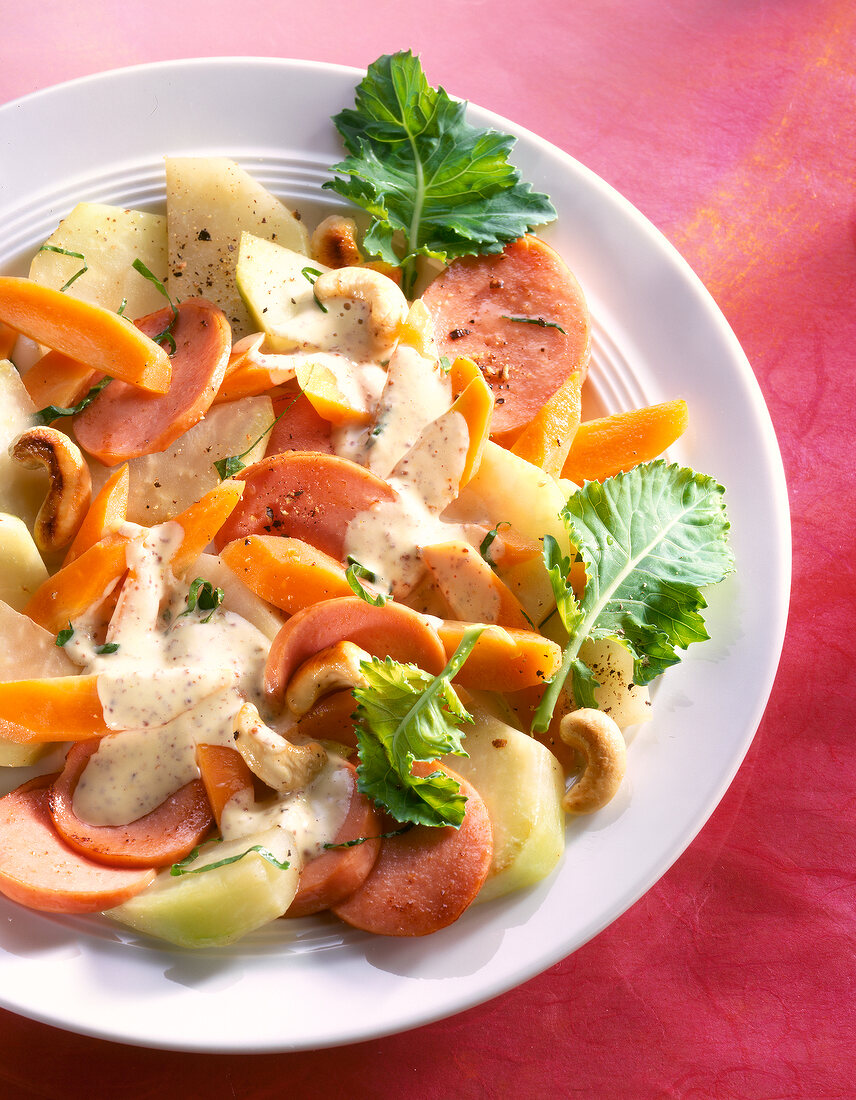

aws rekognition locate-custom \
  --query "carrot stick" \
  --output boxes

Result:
[510,370,582,478]
[448,372,493,486]
[64,465,129,564]
[25,534,128,634]
[22,349,99,412]
[168,479,244,575]
[561,399,689,484]
[421,541,531,629]
[0,675,109,742]
[0,320,18,360]
[0,277,171,393]
[220,535,352,615]
[436,620,562,691]
[195,744,255,827]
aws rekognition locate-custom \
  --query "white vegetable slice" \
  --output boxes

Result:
[167,159,309,338]
[105,828,300,948]
[28,203,167,320]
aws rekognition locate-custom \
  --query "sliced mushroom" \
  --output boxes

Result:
[11,426,91,554]
[310,215,363,269]
[312,266,409,359]
[558,708,627,814]
[233,701,327,793]
[285,640,370,718]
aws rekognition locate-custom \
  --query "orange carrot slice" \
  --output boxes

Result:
[168,478,244,575]
[195,743,255,828]
[64,464,129,564]
[0,277,171,393]
[22,349,100,412]
[0,320,17,359]
[436,620,562,691]
[511,370,582,478]
[448,354,481,397]
[220,535,353,615]
[561,399,689,483]
[449,372,493,486]
[0,675,110,742]
[421,540,531,629]
[25,534,128,634]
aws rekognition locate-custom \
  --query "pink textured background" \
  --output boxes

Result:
[2,2,854,1096]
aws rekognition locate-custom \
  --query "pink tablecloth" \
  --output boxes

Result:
[1,2,853,1096]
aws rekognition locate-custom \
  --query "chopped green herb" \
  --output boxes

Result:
[38,245,88,292]
[501,315,567,334]
[438,355,452,373]
[478,521,510,568]
[324,823,414,850]
[301,265,329,313]
[33,375,113,426]
[117,297,128,316]
[214,396,297,480]
[345,557,387,606]
[55,622,74,647]
[170,844,289,876]
[94,642,120,655]
[178,578,224,623]
[132,258,178,354]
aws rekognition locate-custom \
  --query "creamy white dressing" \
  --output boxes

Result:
[343,410,470,595]
[220,755,352,863]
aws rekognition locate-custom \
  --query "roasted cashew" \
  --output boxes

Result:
[312,266,408,357]
[559,708,627,814]
[233,702,327,793]
[285,640,369,717]
[311,215,363,269]
[11,426,91,553]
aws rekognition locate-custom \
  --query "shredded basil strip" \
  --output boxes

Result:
[132,258,178,353]
[117,297,128,316]
[38,245,88,292]
[324,823,414,850]
[170,844,290,876]
[94,642,120,655]
[178,578,224,623]
[33,375,113,426]
[479,521,510,567]
[214,395,297,480]
[501,314,567,334]
[55,622,74,647]
[438,355,452,373]
[301,265,329,313]
[345,557,387,606]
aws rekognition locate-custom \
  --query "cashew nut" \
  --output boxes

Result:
[558,708,627,814]
[11,426,91,554]
[285,640,370,717]
[233,702,327,793]
[312,266,408,358]
[311,215,363,269]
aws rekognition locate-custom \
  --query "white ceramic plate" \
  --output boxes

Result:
[0,58,790,1052]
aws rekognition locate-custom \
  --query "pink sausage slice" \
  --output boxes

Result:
[75,297,231,465]
[264,596,447,705]
[0,775,156,914]
[49,739,214,868]
[285,761,381,918]
[332,762,493,937]
[213,451,397,560]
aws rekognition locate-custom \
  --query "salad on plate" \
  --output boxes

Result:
[0,52,733,948]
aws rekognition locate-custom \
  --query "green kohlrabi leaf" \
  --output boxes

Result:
[324,51,555,290]
[533,461,733,732]
[353,625,482,827]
